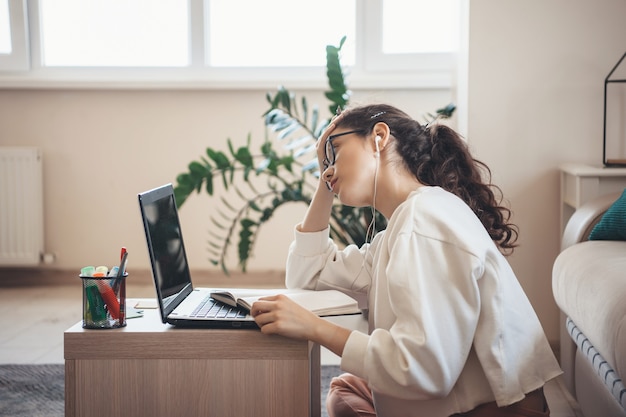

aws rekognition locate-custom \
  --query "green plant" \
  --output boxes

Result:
[174,37,455,273]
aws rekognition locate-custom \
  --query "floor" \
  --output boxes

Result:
[0,268,583,416]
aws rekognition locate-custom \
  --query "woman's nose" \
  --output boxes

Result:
[322,165,334,181]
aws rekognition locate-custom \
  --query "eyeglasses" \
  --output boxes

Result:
[322,130,363,169]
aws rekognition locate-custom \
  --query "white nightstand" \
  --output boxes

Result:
[560,163,626,234]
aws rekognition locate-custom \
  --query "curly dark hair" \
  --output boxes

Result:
[336,103,519,255]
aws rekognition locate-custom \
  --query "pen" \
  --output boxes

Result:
[116,249,128,323]
[117,251,128,278]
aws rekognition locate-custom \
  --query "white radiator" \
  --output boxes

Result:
[0,147,44,266]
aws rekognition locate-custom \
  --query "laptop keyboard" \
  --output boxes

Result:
[190,296,248,319]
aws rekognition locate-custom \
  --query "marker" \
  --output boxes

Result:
[95,265,108,275]
[85,281,107,324]
[80,266,95,277]
[93,265,108,277]
[95,279,120,320]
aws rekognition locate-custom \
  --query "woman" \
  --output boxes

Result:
[251,104,562,417]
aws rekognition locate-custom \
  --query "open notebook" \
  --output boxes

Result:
[210,288,361,317]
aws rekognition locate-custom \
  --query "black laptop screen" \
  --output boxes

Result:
[138,184,193,315]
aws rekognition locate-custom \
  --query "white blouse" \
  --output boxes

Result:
[286,186,562,416]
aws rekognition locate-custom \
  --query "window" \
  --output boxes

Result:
[40,0,189,67]
[362,0,458,78]
[208,0,356,67]
[0,0,29,70]
[0,0,11,53]
[1,0,460,89]
[382,0,458,54]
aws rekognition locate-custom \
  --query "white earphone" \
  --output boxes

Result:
[374,135,381,157]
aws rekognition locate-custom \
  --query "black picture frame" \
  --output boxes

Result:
[603,52,626,167]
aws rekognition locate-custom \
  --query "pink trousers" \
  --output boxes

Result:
[326,373,550,417]
[327,373,376,417]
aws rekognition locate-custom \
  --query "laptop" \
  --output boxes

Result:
[138,183,257,328]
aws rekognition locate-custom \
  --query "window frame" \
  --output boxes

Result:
[0,0,458,90]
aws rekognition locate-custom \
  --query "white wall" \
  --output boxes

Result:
[463,0,626,343]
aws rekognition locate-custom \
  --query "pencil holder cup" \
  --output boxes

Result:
[80,274,127,329]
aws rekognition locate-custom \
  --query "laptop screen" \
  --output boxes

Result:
[138,184,193,318]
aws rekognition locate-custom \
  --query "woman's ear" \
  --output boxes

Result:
[372,122,390,153]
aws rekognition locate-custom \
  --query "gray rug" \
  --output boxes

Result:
[0,364,340,417]
[321,365,341,416]
[0,364,64,417]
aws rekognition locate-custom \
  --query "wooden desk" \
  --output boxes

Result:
[64,304,320,417]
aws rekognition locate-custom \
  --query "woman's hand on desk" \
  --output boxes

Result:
[251,295,351,358]
[251,294,319,339]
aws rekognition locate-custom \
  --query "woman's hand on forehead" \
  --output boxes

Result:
[317,110,347,149]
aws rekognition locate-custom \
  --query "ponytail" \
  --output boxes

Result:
[411,123,519,254]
